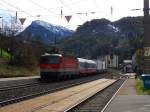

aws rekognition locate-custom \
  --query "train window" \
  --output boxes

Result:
[40,56,60,64]
[91,63,96,68]
[85,62,89,68]
[79,62,85,68]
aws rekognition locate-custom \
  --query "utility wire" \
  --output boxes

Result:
[0,0,35,18]
[59,0,85,22]
[93,0,101,12]
[0,0,143,19]
[29,0,60,16]
[66,0,87,6]
[131,9,142,11]
[17,0,87,12]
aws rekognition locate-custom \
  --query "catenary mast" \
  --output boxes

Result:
[143,0,150,74]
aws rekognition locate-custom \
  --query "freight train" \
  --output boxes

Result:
[40,53,107,80]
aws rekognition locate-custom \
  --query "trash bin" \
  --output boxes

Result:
[142,74,150,89]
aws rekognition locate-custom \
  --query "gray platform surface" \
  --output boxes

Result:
[104,95,150,112]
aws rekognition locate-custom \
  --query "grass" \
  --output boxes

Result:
[0,48,39,78]
[0,59,40,78]
[136,78,150,95]
[0,48,11,60]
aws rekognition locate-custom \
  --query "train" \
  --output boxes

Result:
[39,53,107,80]
[122,60,133,73]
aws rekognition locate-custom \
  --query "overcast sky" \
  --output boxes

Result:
[0,0,144,30]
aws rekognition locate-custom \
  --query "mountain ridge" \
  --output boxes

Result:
[59,16,144,59]
[18,20,74,45]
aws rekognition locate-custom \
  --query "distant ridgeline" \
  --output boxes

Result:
[59,17,144,60]
[16,17,144,61]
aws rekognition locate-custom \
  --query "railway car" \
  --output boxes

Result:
[78,58,97,75]
[95,60,103,73]
[95,60,107,73]
[102,61,107,72]
[40,53,79,79]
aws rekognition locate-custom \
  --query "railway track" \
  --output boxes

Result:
[0,82,40,91]
[0,71,119,107]
[0,77,40,90]
[0,78,105,107]
[68,79,125,112]
[0,69,125,109]
[0,78,123,112]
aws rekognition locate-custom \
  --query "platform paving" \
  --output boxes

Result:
[104,77,150,112]
[104,95,150,112]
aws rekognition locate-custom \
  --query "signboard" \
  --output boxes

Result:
[144,47,150,56]
[19,18,26,25]
[65,16,72,22]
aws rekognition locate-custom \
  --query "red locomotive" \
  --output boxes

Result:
[40,53,97,80]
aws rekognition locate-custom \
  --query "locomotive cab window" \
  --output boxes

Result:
[40,56,60,64]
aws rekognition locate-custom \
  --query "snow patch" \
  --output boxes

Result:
[107,24,119,32]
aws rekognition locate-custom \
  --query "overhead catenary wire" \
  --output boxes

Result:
[0,0,35,18]
[0,2,6,9]
[29,0,60,16]
[59,0,85,22]
[0,8,143,18]
[0,0,143,18]
[0,8,143,21]
[93,0,101,12]
[0,0,143,26]
[11,0,87,12]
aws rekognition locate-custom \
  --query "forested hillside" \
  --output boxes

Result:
[59,17,144,61]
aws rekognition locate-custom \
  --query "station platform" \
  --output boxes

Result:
[104,78,150,112]
[0,78,116,112]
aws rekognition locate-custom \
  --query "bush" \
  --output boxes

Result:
[10,45,38,68]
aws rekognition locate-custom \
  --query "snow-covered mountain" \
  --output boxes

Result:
[18,20,74,45]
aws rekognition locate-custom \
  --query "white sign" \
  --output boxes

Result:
[144,47,150,56]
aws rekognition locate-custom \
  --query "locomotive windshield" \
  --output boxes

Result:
[40,55,60,64]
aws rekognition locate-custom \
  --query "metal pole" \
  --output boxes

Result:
[143,0,150,74]
[0,17,3,57]
[144,0,150,46]
[144,0,149,16]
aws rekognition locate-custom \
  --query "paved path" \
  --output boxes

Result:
[117,78,137,95]
[104,78,150,112]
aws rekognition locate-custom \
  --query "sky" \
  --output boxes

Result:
[0,0,144,30]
